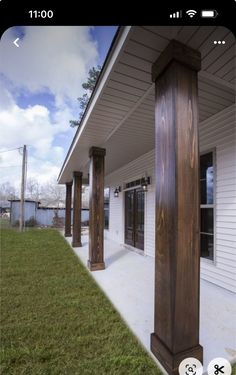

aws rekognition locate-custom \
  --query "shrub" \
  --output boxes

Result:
[25,217,38,227]
[82,220,89,226]
[13,220,19,227]
[52,211,65,228]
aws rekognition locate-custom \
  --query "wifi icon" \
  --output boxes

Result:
[186,9,197,18]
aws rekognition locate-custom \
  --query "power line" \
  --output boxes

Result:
[0,147,21,154]
[0,165,22,168]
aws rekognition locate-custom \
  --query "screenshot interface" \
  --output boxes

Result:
[0,3,235,375]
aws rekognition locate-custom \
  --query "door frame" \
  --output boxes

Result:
[124,187,145,251]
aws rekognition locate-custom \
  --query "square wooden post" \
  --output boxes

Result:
[72,171,82,247]
[64,181,72,237]
[150,40,203,374]
[88,147,106,271]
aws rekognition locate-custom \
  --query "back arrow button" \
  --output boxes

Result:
[13,38,20,47]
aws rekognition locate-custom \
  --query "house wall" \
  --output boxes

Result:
[105,149,155,257]
[105,104,236,293]
[199,104,236,293]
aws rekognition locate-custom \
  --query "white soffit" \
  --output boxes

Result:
[58,26,235,184]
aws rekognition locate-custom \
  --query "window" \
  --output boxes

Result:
[104,188,110,229]
[200,152,214,260]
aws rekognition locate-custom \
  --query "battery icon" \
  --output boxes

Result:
[201,10,218,18]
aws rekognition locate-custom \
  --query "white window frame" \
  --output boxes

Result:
[104,187,110,230]
[200,148,216,264]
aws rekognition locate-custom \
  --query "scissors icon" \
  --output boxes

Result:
[214,365,224,375]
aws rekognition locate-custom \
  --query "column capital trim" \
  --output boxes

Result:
[65,180,73,186]
[89,146,106,158]
[73,171,83,178]
[152,40,201,82]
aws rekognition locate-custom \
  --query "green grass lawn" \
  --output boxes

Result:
[0,218,10,229]
[0,228,162,375]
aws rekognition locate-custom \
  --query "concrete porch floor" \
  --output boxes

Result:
[65,234,236,373]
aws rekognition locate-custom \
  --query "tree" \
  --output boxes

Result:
[70,65,101,127]
[0,182,18,201]
[40,178,66,208]
[26,178,40,201]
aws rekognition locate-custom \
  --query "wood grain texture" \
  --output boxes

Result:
[151,41,203,374]
[151,333,203,375]
[72,172,82,247]
[152,39,201,82]
[88,147,106,271]
[64,181,72,237]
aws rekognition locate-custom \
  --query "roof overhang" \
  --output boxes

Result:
[58,26,235,184]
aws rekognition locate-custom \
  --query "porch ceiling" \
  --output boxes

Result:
[58,26,235,184]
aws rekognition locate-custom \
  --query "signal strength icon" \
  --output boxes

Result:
[186,9,197,18]
[169,10,182,18]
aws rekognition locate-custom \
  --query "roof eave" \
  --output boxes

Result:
[57,25,132,184]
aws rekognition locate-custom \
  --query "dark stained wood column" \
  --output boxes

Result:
[88,147,106,271]
[72,171,82,247]
[64,181,72,237]
[150,40,203,374]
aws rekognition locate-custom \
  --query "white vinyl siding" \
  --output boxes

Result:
[144,182,155,257]
[105,190,124,244]
[199,104,236,292]
[105,104,236,292]
[105,149,155,256]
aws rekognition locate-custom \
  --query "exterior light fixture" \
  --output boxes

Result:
[114,186,121,197]
[141,177,150,192]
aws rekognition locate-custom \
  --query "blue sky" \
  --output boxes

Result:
[90,26,117,65]
[0,26,118,188]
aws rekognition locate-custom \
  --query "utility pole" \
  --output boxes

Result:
[19,145,27,232]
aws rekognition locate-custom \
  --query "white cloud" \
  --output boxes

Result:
[27,158,62,185]
[0,26,98,103]
[0,90,75,186]
[0,87,15,109]
[0,101,52,155]
[0,26,101,188]
[0,148,62,190]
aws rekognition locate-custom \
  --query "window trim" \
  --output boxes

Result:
[104,187,110,230]
[123,174,144,192]
[200,148,216,264]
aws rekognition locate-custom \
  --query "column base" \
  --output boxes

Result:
[64,233,72,237]
[72,241,82,247]
[151,333,203,375]
[87,260,105,271]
